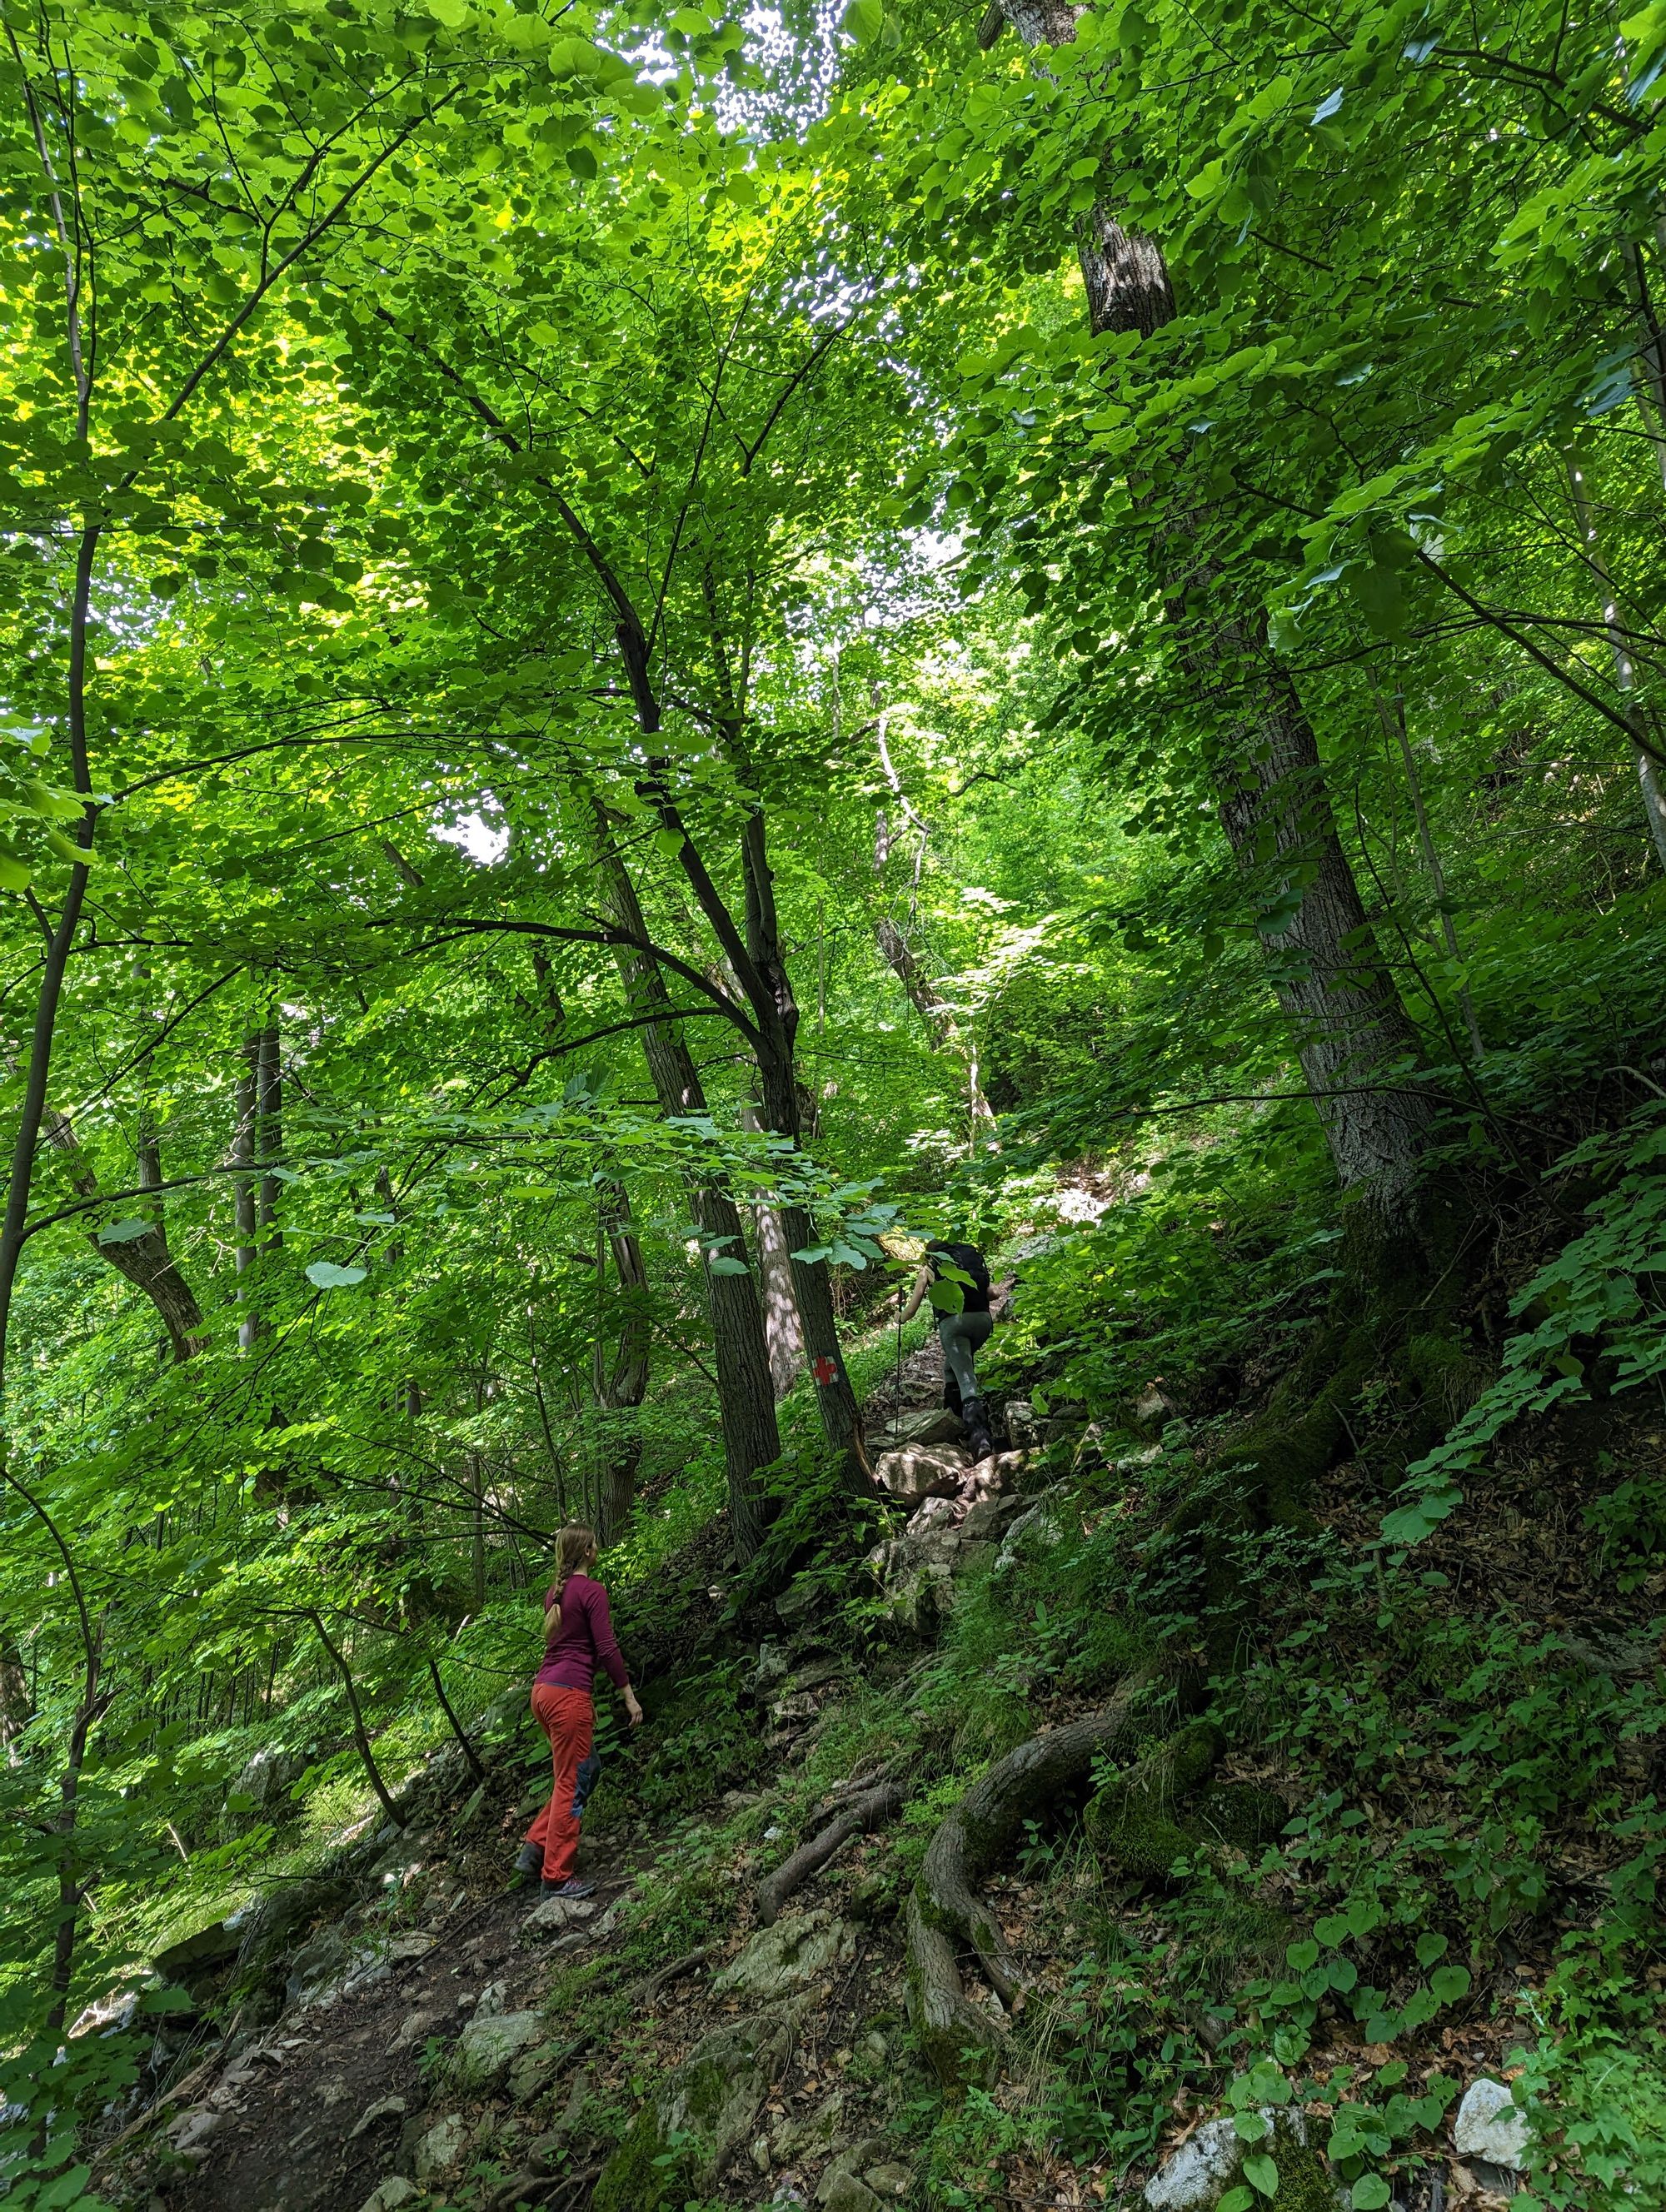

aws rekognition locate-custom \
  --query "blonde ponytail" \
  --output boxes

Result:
[549,1524,597,1617]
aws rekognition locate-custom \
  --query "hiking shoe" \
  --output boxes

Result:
[513,1841,544,1881]
[541,1876,594,1899]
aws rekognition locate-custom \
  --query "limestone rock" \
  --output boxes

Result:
[164,2105,222,2160]
[413,2112,467,2183]
[776,1578,828,1626]
[453,2008,544,2089]
[1144,2112,1324,2210]
[508,2040,562,2102]
[819,2179,882,2212]
[152,1919,243,1980]
[1143,2118,1241,2209]
[232,1871,355,1980]
[960,1492,1028,1544]
[994,1492,1067,1574]
[229,1745,308,1812]
[348,2094,407,2140]
[816,2137,890,2201]
[875,1406,965,1451]
[1453,2077,1532,2170]
[864,2162,914,2200]
[389,2006,437,2052]
[769,2089,846,2161]
[872,1443,965,1502]
[591,2006,798,2211]
[283,1923,355,2010]
[357,2180,420,2212]
[524,1891,598,1936]
[712,1911,856,2002]
[1003,1400,1040,1450]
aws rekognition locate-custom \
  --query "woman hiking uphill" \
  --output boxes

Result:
[900,1237,996,1464]
[515,1524,643,1897]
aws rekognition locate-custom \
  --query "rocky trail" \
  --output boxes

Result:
[92,1338,1565,2212]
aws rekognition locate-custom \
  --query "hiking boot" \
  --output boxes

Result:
[512,1841,544,1881]
[541,1876,594,1899]
[964,1396,995,1463]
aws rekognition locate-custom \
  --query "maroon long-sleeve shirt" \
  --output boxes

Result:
[535,1572,628,1694]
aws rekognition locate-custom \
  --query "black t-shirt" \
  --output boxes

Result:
[930,1242,991,1314]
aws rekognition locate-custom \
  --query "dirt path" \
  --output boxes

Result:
[150,1831,636,2212]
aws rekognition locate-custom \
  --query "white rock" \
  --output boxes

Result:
[357,2180,420,2212]
[471,1977,508,2020]
[994,1495,1066,1574]
[1453,2076,1532,2169]
[348,2094,406,2140]
[165,2106,222,2159]
[1144,2112,1304,2210]
[872,1443,966,1502]
[712,1910,856,2002]
[524,1892,598,1936]
[412,2111,467,2183]
[452,2008,543,2088]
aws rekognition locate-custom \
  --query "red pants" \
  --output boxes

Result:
[525,1684,593,1884]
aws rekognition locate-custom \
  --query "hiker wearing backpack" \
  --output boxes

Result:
[515,1524,642,1898]
[900,1238,995,1463]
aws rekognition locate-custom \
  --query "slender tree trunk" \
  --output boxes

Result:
[741,1102,805,1398]
[38,1104,204,1358]
[590,812,781,1558]
[47,1617,106,2036]
[594,1179,651,1543]
[1564,448,1666,869]
[0,1638,31,1765]
[1371,686,1486,1061]
[995,0,1432,1223]
[737,810,866,1471]
[234,1031,262,1348]
[256,1017,283,1246]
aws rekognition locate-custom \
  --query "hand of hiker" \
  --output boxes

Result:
[624,1686,645,1728]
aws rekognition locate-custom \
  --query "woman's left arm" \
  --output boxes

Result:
[899,1263,931,1323]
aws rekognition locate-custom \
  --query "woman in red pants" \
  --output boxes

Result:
[516,1524,643,1897]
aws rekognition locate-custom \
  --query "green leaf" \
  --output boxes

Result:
[1217,2192,1258,2212]
[707,1256,750,1275]
[97,1218,152,1245]
[1430,1963,1472,2005]
[1350,2180,1391,2210]
[1241,2153,1279,2198]
[306,1262,368,1289]
[1414,1931,1448,1966]
[1286,1939,1320,1971]
[842,0,885,42]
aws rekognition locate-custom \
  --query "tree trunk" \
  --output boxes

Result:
[995,0,1432,1223]
[256,1018,283,1246]
[875,915,998,1134]
[0,1637,31,1765]
[41,1105,204,1360]
[1564,447,1666,869]
[591,812,781,1559]
[737,810,867,1474]
[594,1179,651,1544]
[741,1102,805,1398]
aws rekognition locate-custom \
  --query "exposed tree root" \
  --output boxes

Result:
[757,1783,902,1926]
[906,1680,1149,2087]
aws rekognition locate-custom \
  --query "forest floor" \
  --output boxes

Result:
[97,1308,1662,2212]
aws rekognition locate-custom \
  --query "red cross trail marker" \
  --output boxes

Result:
[811,1353,840,1387]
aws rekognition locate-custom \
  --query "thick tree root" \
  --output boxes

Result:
[757,1784,902,1926]
[906,1681,1148,2087]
